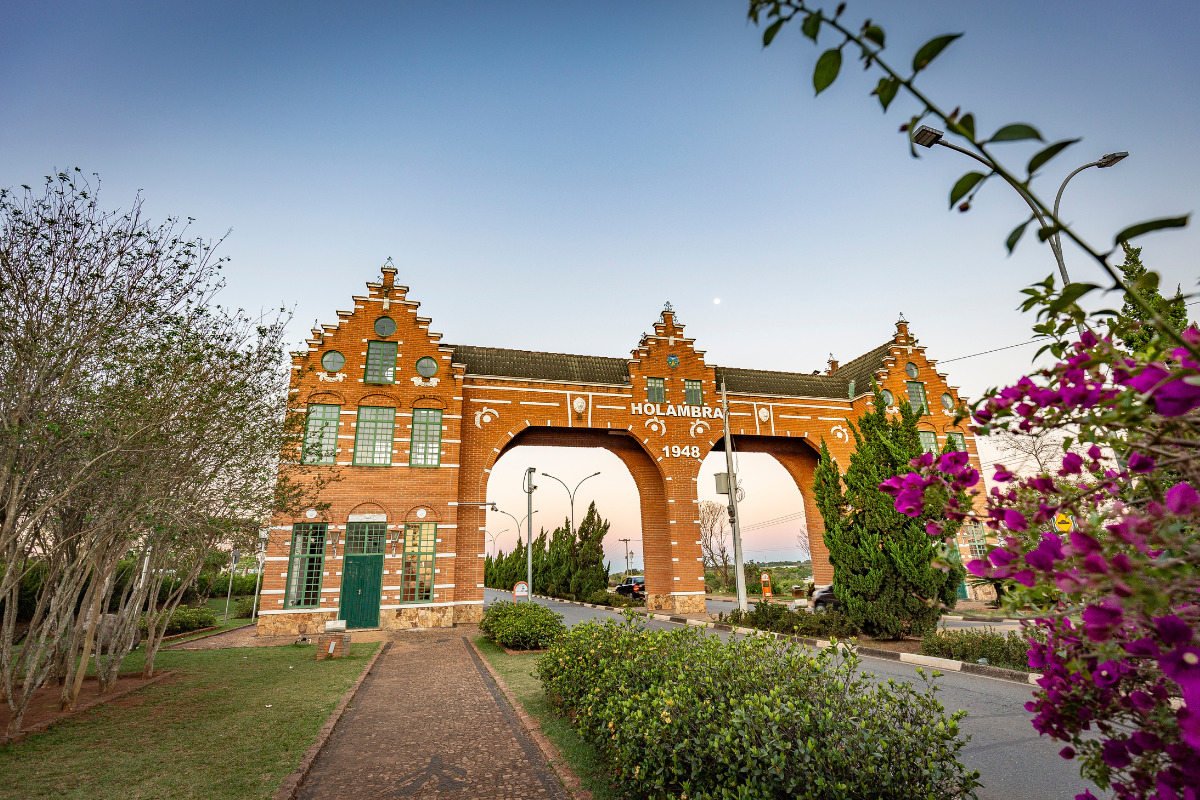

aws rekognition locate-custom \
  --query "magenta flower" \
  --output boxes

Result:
[1083,603,1123,642]
[1158,644,1200,700]
[1060,452,1083,475]
[1127,452,1155,473]
[1011,570,1035,587]
[1070,529,1103,555]
[1003,509,1028,531]
[1155,615,1194,647]
[1101,739,1132,769]
[1166,482,1200,515]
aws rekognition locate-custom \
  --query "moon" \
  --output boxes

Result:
[713,298,721,304]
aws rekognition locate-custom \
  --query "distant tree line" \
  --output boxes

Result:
[484,502,610,602]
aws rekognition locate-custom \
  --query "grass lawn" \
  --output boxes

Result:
[0,641,377,800]
[473,636,619,800]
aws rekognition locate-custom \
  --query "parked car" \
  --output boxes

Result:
[811,585,839,613]
[615,575,645,599]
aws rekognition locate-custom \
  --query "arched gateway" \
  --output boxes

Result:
[256,266,984,634]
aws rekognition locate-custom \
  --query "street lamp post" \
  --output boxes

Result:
[540,470,601,534]
[911,125,1127,286]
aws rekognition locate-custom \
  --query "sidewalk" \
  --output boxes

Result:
[295,630,566,799]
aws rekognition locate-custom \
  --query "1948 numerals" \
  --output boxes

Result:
[663,445,701,459]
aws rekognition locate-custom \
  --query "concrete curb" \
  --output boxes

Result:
[522,593,1042,686]
[274,640,389,800]
[165,622,255,649]
[469,638,591,800]
[0,670,179,746]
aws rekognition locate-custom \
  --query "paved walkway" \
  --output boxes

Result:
[296,631,566,799]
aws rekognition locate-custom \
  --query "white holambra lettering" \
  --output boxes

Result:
[629,403,722,419]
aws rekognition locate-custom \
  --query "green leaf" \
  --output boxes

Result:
[911,33,962,73]
[948,113,974,140]
[801,12,822,42]
[863,25,885,47]
[1005,218,1031,253]
[1114,215,1191,244]
[813,48,842,95]
[872,77,899,111]
[1037,224,1062,242]
[988,124,1043,143]
[949,172,986,208]
[1026,138,1080,176]
[1134,269,1161,294]
[1047,282,1101,314]
[762,18,784,47]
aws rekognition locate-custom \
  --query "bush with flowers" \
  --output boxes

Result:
[881,297,1200,799]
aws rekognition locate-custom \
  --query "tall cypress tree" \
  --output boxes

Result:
[814,386,964,639]
[1114,242,1188,356]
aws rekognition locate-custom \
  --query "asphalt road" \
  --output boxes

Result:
[483,589,1094,800]
[703,596,1020,631]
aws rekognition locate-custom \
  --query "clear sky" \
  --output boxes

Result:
[5,1,1197,565]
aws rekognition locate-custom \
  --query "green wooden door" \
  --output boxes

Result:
[340,555,382,628]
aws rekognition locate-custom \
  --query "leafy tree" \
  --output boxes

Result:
[1112,242,1188,355]
[814,387,963,639]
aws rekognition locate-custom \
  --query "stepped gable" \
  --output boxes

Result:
[449,344,631,385]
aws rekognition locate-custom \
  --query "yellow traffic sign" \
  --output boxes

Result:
[1054,513,1075,533]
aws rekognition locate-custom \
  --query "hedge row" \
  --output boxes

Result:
[718,601,859,639]
[139,606,217,637]
[921,625,1036,671]
[480,600,565,650]
[536,615,980,799]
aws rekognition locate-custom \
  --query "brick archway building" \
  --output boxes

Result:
[256,266,985,634]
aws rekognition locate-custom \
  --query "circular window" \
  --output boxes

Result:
[941,392,954,410]
[374,316,397,337]
[905,362,919,379]
[415,356,438,378]
[321,350,345,372]
[881,389,895,406]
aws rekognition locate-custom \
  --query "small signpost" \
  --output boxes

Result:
[513,580,530,602]
[1054,513,1076,533]
[760,572,772,600]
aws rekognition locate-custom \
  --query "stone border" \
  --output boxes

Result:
[273,640,390,800]
[468,637,591,800]
[165,622,256,648]
[528,593,1042,686]
[0,670,178,747]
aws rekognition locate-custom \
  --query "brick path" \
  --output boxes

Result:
[296,631,566,799]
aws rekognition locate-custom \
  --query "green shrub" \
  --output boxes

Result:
[719,602,859,639]
[480,600,565,650]
[536,615,980,799]
[585,589,613,605]
[232,596,256,619]
[140,605,218,637]
[921,625,1038,671]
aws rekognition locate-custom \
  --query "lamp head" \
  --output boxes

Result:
[1097,151,1129,168]
[913,126,944,148]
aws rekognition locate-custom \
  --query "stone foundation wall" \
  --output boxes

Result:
[453,603,483,624]
[646,593,706,614]
[256,611,338,637]
[383,605,456,629]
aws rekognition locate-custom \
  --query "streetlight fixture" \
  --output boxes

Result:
[540,470,601,534]
[911,125,1128,287]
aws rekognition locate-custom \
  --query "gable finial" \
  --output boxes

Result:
[897,311,907,323]
[663,301,673,313]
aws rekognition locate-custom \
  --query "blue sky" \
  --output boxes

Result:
[5,1,1197,563]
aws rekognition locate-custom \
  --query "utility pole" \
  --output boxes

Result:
[721,381,748,612]
[619,538,632,577]
[524,467,536,600]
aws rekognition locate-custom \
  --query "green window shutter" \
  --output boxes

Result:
[302,403,340,464]
[967,524,988,559]
[906,381,928,414]
[647,377,665,404]
[353,406,395,466]
[285,523,326,608]
[410,408,443,467]
[364,341,398,384]
[400,522,437,602]
[918,430,938,453]
[947,432,967,452]
[345,522,386,555]
[684,380,702,406]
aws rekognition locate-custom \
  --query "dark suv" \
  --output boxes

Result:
[811,585,839,613]
[615,575,645,599]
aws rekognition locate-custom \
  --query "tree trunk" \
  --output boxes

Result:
[63,569,104,711]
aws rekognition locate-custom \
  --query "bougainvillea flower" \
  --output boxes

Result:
[1083,603,1124,641]
[1155,616,1194,647]
[1159,645,1200,699]
[1166,482,1200,515]
[1004,509,1028,531]
[1070,529,1103,555]
[989,548,1015,568]
[1060,452,1083,475]
[1127,452,1155,473]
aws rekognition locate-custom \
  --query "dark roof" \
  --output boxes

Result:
[450,345,631,385]
[450,340,894,399]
